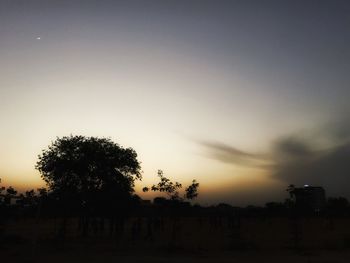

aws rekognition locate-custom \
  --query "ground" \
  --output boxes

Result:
[1,244,350,263]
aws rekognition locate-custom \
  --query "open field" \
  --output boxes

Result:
[1,216,350,262]
[2,217,350,249]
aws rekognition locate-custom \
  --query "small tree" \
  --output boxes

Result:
[22,189,37,206]
[37,188,48,198]
[150,170,182,200]
[184,180,199,200]
[4,186,17,205]
[143,170,199,201]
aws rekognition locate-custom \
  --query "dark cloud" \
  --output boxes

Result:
[322,118,350,143]
[198,140,270,168]
[197,120,350,198]
[272,136,312,158]
[270,119,350,197]
[272,138,350,197]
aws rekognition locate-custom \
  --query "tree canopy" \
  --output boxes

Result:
[35,135,142,204]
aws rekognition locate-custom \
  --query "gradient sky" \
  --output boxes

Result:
[1,0,350,205]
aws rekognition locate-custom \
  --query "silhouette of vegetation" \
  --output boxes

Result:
[149,170,182,200]
[4,186,17,205]
[143,170,199,202]
[36,135,141,195]
[35,135,142,238]
[184,179,199,200]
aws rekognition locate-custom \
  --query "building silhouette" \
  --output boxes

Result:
[292,185,326,212]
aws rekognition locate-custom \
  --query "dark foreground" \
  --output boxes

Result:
[2,244,350,263]
[1,216,350,262]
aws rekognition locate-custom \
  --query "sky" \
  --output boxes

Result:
[0,0,350,206]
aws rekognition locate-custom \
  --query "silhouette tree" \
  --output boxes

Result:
[143,170,199,201]
[184,180,199,200]
[37,188,48,199]
[20,189,37,207]
[145,170,182,200]
[35,135,142,237]
[36,135,141,194]
[4,186,17,205]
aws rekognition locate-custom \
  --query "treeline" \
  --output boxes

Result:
[1,184,350,220]
[1,183,350,253]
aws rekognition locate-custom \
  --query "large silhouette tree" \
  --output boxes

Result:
[36,135,142,237]
[36,135,142,214]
